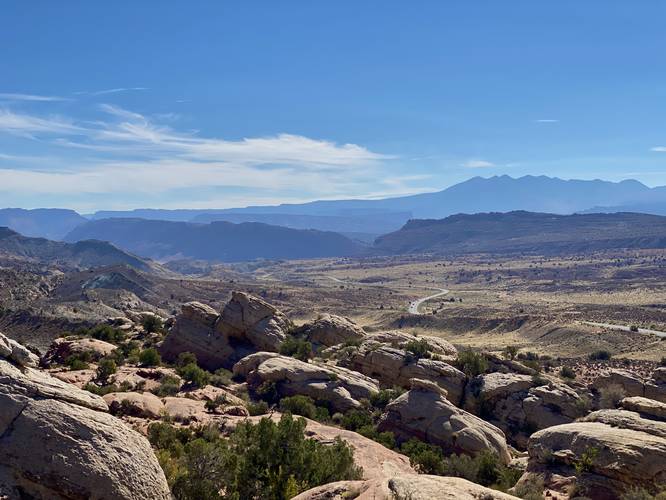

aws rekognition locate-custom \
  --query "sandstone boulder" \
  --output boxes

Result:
[103,391,165,419]
[522,411,666,497]
[377,378,511,464]
[591,369,645,398]
[237,354,380,413]
[301,313,366,348]
[0,333,170,499]
[42,336,118,366]
[161,293,291,370]
[293,475,519,500]
[340,342,467,405]
[621,396,666,420]
[364,331,457,359]
[0,332,39,367]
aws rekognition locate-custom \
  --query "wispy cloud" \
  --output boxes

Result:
[651,146,666,152]
[0,93,69,102]
[535,119,559,123]
[74,87,149,96]
[0,102,396,205]
[461,159,495,168]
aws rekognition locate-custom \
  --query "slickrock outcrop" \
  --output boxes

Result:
[42,336,117,366]
[591,368,666,405]
[621,396,666,420]
[300,313,366,348]
[339,342,467,405]
[234,353,380,413]
[377,378,511,464]
[293,474,519,500]
[103,391,165,419]
[0,332,170,500]
[364,331,458,359]
[519,408,666,498]
[464,373,588,448]
[160,292,291,370]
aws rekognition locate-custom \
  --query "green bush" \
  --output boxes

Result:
[204,395,229,413]
[279,337,313,361]
[404,339,432,360]
[210,368,233,387]
[149,414,362,499]
[86,325,126,345]
[142,315,164,334]
[455,350,489,377]
[139,348,162,367]
[502,346,519,360]
[96,358,117,383]
[176,352,198,368]
[155,375,182,397]
[279,395,318,419]
[560,366,576,379]
[177,363,211,388]
[247,400,269,416]
[341,409,373,432]
[588,350,612,361]
[65,351,92,370]
[369,388,402,409]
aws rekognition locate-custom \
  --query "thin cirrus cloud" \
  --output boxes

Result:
[73,87,150,96]
[461,159,495,168]
[651,147,666,152]
[0,93,70,102]
[0,101,399,205]
[535,119,559,123]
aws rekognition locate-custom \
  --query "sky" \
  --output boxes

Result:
[2,1,666,211]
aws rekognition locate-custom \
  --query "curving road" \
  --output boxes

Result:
[408,288,449,314]
[327,276,448,315]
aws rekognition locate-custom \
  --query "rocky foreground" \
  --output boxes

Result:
[2,291,666,499]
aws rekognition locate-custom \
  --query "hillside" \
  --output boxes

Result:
[374,211,666,255]
[0,227,151,270]
[65,218,364,262]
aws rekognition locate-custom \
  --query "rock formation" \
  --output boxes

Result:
[0,332,170,499]
[377,378,511,464]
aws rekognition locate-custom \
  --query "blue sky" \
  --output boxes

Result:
[2,1,666,211]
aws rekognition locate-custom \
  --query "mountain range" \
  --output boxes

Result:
[5,175,665,241]
[64,218,363,262]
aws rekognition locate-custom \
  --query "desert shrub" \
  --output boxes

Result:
[279,337,313,361]
[255,380,280,405]
[560,366,576,379]
[455,350,489,377]
[518,351,539,361]
[87,324,126,345]
[149,414,362,499]
[341,409,373,432]
[96,358,117,383]
[177,363,210,388]
[599,383,625,409]
[139,348,162,367]
[357,425,396,449]
[204,395,229,413]
[176,352,198,368]
[502,346,519,360]
[404,339,432,360]
[142,315,164,334]
[399,441,519,490]
[155,374,182,397]
[574,446,599,474]
[588,350,612,361]
[66,351,92,370]
[279,395,318,419]
[247,400,269,416]
[370,388,402,409]
[210,368,233,387]
[531,374,549,387]
[523,360,542,373]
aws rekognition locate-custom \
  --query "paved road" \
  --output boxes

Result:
[582,321,666,338]
[407,288,449,314]
[327,276,449,315]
